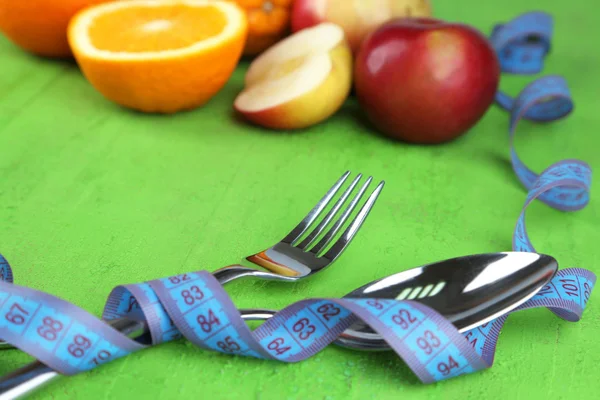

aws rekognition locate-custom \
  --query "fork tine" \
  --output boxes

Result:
[282,171,351,245]
[322,180,384,260]
[296,174,362,250]
[309,176,373,255]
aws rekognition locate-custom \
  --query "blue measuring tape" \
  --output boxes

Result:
[0,258,595,384]
[0,11,596,385]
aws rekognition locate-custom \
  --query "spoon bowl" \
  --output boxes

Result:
[335,251,558,350]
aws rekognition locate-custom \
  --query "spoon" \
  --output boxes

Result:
[0,251,557,399]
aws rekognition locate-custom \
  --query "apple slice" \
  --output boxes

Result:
[234,23,352,130]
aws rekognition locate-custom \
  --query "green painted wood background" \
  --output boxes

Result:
[1,0,598,398]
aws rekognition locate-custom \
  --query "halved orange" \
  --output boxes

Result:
[68,0,248,113]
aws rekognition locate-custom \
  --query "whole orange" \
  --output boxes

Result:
[223,0,293,56]
[0,0,115,57]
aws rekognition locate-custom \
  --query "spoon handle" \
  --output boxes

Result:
[0,309,275,400]
[0,317,145,400]
[0,362,56,400]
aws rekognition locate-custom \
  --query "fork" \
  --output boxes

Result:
[0,171,384,399]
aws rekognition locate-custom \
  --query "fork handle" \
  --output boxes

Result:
[212,265,264,285]
[0,266,265,352]
[212,264,297,284]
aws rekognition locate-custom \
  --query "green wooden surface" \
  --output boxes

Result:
[1,0,599,398]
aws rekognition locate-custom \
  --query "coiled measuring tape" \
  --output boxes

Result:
[0,258,596,384]
[0,11,596,384]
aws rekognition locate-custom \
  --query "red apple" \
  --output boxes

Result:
[291,0,433,54]
[354,18,501,144]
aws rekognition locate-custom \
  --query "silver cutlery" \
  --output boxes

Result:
[0,251,557,398]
